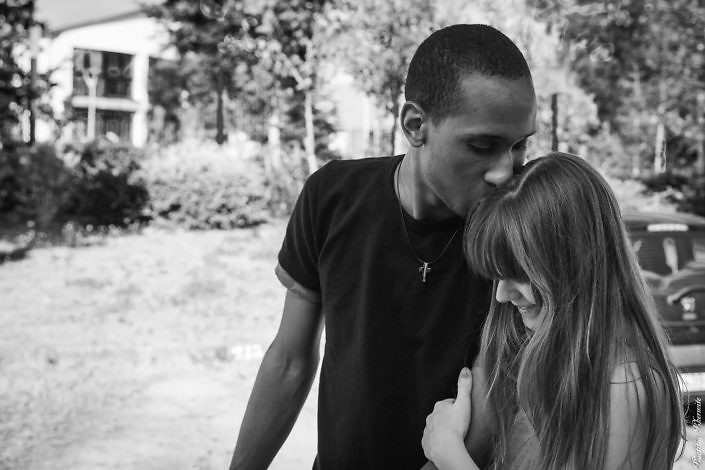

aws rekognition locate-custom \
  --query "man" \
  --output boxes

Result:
[230,24,537,469]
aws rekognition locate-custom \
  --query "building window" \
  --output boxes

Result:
[73,48,133,98]
[73,109,133,142]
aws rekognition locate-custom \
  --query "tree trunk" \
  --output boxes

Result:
[653,79,667,173]
[268,112,282,174]
[697,92,705,175]
[304,90,317,175]
[551,93,559,152]
[697,135,705,176]
[654,117,666,173]
[215,72,226,145]
[390,111,397,156]
[389,82,402,156]
[362,95,371,157]
[631,67,642,177]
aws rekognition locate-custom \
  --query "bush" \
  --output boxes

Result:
[603,174,678,214]
[62,140,149,226]
[140,140,269,229]
[2,138,301,233]
[641,170,705,217]
[0,142,75,229]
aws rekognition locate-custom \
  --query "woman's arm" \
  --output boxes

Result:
[421,356,496,470]
[464,358,496,464]
[422,368,480,470]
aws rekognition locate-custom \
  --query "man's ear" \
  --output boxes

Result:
[400,101,427,148]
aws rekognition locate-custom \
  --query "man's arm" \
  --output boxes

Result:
[229,290,324,470]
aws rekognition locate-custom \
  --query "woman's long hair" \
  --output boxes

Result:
[465,153,684,469]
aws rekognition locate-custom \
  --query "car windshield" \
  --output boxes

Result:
[631,231,705,277]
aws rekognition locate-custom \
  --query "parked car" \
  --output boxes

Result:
[623,211,705,412]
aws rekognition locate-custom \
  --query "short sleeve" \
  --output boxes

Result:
[277,170,322,294]
[275,263,322,303]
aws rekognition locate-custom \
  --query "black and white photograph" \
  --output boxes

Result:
[1,0,704,468]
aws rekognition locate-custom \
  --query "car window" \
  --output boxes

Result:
[630,231,705,277]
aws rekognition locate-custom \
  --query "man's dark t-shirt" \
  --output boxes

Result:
[278,155,491,469]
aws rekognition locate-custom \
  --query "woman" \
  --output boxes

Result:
[422,153,685,469]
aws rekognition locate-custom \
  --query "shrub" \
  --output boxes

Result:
[140,140,269,229]
[603,174,678,214]
[0,142,75,229]
[61,140,149,226]
[641,170,705,217]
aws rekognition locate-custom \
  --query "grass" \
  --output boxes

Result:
[0,220,701,469]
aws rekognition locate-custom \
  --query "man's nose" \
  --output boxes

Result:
[484,151,514,187]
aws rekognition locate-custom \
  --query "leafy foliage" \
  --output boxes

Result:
[641,170,705,217]
[0,142,74,229]
[0,0,33,139]
[139,141,270,229]
[62,140,149,226]
[144,0,266,144]
[327,0,435,154]
[529,0,705,172]
[145,0,336,180]
[147,58,185,145]
[0,0,53,143]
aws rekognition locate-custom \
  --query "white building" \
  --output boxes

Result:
[36,10,174,147]
[33,3,384,157]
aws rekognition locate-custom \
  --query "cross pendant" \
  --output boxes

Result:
[419,262,432,283]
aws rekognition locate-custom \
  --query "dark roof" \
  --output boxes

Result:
[622,211,705,229]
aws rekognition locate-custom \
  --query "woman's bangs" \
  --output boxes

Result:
[466,203,528,282]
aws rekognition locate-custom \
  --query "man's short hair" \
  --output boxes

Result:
[405,24,532,122]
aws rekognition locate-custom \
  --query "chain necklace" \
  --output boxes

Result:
[395,159,460,284]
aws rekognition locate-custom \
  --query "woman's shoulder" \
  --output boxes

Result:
[610,349,668,390]
[609,361,649,414]
[609,355,667,404]
[605,360,653,469]
[610,359,643,384]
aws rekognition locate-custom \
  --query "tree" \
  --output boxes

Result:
[0,0,37,143]
[328,0,435,155]
[529,0,705,174]
[144,0,265,144]
[233,0,329,173]
[145,0,336,179]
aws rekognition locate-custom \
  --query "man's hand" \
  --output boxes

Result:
[421,367,476,469]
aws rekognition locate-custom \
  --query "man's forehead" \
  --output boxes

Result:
[442,75,537,137]
[456,74,536,108]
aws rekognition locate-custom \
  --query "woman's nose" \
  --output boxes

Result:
[495,280,513,303]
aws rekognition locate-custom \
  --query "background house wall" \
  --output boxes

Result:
[39,14,174,147]
[34,8,383,158]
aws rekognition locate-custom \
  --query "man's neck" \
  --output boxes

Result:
[397,148,457,222]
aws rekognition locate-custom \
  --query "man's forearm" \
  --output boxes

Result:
[229,347,319,470]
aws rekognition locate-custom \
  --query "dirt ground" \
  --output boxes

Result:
[0,221,318,469]
[0,221,701,469]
